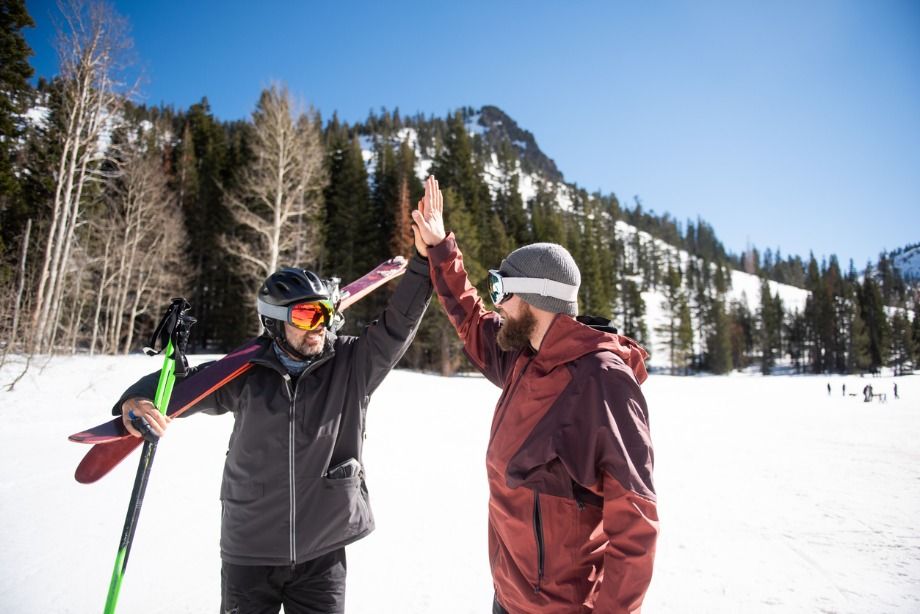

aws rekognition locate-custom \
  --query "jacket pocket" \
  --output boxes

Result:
[323,475,362,490]
[532,489,545,593]
[220,480,263,502]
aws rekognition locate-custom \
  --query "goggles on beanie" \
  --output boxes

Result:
[487,269,579,306]
[257,298,335,331]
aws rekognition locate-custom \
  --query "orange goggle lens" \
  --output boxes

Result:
[289,300,333,331]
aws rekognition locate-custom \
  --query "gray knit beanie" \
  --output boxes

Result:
[499,243,580,316]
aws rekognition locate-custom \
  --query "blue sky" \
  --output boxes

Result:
[23,0,920,268]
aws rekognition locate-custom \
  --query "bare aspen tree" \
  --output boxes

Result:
[88,123,185,354]
[30,0,131,353]
[8,219,32,348]
[224,84,327,284]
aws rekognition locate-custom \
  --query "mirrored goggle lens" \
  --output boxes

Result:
[289,301,333,331]
[488,270,506,305]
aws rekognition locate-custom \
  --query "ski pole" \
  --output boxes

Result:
[103,299,194,613]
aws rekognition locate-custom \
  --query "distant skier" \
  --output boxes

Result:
[863,385,871,402]
[894,382,899,399]
[842,383,846,397]
[827,382,832,396]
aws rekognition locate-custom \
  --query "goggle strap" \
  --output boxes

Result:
[498,276,579,302]
[256,298,290,322]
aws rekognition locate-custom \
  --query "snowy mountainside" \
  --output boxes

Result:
[893,244,920,281]
[617,221,809,367]
[358,109,577,211]
[358,108,812,369]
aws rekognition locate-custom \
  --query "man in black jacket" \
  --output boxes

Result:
[116,255,431,614]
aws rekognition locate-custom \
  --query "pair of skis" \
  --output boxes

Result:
[72,257,408,612]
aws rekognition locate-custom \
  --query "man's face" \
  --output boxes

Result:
[283,322,327,358]
[496,296,537,352]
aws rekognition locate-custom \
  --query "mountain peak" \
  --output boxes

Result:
[470,105,564,182]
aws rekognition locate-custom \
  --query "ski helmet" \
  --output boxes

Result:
[257,267,334,358]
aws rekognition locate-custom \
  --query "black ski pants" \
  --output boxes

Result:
[220,548,346,614]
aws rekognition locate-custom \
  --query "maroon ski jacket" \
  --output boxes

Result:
[428,234,658,613]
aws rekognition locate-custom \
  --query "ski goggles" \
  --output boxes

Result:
[257,298,335,331]
[487,269,579,306]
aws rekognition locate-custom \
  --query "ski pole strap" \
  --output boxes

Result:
[144,298,192,356]
[144,298,196,378]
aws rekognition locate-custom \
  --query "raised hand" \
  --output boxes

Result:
[411,175,447,257]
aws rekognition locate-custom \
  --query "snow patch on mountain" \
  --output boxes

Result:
[893,245,920,281]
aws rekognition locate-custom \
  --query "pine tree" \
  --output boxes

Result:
[575,196,614,318]
[729,298,754,371]
[529,184,565,245]
[619,279,648,348]
[179,98,246,350]
[758,279,783,374]
[847,301,872,373]
[392,138,423,258]
[323,120,370,283]
[860,268,890,372]
[889,310,915,376]
[656,259,684,372]
[786,309,807,373]
[706,298,733,374]
[429,110,491,258]
[913,303,920,367]
[494,171,529,247]
[676,298,694,374]
[0,0,35,262]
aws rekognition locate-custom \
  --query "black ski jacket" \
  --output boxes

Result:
[115,254,432,565]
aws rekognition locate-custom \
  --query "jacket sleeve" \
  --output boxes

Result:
[593,472,658,613]
[111,360,231,417]
[352,253,432,395]
[426,233,516,387]
[590,371,658,613]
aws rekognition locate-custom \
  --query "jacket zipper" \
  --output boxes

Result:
[532,489,545,593]
[283,374,297,567]
[279,354,333,567]
[489,355,534,445]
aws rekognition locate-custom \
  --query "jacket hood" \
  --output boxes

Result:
[534,314,649,384]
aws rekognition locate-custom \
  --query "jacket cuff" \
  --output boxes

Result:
[407,252,431,275]
[426,232,457,267]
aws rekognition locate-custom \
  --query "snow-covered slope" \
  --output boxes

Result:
[893,245,920,281]
[1,355,917,612]
[358,114,817,370]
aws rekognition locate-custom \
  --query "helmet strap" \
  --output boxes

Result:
[263,317,312,362]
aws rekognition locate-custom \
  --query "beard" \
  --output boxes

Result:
[285,328,326,359]
[497,304,537,352]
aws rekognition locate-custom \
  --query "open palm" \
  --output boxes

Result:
[411,175,446,255]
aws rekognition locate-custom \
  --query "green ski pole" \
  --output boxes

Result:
[103,298,195,613]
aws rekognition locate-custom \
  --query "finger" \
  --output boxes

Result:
[123,414,142,438]
[434,180,443,215]
[146,410,169,436]
[123,401,143,437]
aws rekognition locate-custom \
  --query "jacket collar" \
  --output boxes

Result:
[532,314,649,384]
[249,331,338,373]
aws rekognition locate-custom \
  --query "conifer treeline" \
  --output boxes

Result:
[0,0,916,376]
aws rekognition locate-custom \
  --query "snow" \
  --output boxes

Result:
[1,355,918,613]
[24,105,50,131]
[893,246,920,281]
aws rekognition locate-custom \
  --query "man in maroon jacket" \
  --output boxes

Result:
[411,176,658,613]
